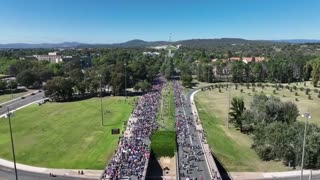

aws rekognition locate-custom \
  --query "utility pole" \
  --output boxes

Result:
[301,112,311,180]
[99,74,104,127]
[6,108,18,180]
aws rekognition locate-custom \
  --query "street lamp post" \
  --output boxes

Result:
[6,108,18,180]
[99,74,104,127]
[300,112,311,180]
[124,62,127,99]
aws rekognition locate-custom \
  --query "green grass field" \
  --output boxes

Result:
[193,83,320,172]
[157,82,175,131]
[151,131,176,158]
[0,97,134,169]
[0,91,29,104]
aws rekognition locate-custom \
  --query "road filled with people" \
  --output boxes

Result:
[173,80,213,180]
[102,77,165,180]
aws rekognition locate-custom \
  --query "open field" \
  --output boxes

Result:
[0,97,134,169]
[0,91,29,104]
[157,82,175,131]
[193,83,320,172]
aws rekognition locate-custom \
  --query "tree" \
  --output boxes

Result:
[16,69,38,88]
[229,97,245,132]
[181,73,193,87]
[44,77,73,101]
[311,60,320,87]
[0,80,6,92]
[7,80,18,90]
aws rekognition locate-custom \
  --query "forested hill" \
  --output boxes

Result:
[2,38,320,49]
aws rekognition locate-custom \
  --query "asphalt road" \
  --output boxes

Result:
[0,165,95,180]
[0,91,45,115]
[175,83,211,180]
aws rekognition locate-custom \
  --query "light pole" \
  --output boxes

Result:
[6,108,18,180]
[300,112,311,180]
[124,62,127,100]
[99,74,104,127]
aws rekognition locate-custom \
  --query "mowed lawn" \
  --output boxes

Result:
[0,97,134,169]
[193,84,316,172]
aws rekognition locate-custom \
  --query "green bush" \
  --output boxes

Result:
[151,131,176,158]
[306,88,310,95]
[308,95,312,100]
[273,89,277,94]
[240,89,243,93]
[293,86,297,90]
[296,98,299,101]
[295,92,299,96]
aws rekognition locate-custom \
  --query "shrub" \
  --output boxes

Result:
[304,82,306,87]
[279,84,283,89]
[308,95,312,100]
[295,98,299,101]
[219,88,222,93]
[318,93,320,98]
[273,89,277,94]
[300,87,304,91]
[252,83,256,87]
[257,83,262,87]
[262,85,265,89]
[261,91,264,94]
[306,88,310,95]
[246,83,250,89]
[295,92,299,96]
[285,85,289,89]
[314,89,319,93]
[252,87,255,92]
[283,95,286,97]
[235,84,238,90]
[293,86,297,90]
[240,89,243,93]
[290,88,293,92]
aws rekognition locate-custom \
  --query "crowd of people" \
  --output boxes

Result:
[173,80,203,179]
[102,77,165,180]
[173,80,221,180]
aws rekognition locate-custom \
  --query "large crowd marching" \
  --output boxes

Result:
[102,77,165,180]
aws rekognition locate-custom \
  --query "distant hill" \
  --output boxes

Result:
[1,38,319,49]
[272,39,320,44]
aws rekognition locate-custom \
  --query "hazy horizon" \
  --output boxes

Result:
[1,0,320,43]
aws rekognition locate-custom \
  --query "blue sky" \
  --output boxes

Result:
[0,0,319,43]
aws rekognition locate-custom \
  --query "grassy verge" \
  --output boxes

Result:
[0,97,134,169]
[151,131,176,158]
[157,82,175,131]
